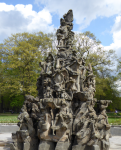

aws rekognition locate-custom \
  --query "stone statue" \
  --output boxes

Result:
[10,9,112,150]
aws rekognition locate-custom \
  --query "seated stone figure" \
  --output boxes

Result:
[51,101,72,136]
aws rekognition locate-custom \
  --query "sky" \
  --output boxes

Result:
[0,0,121,58]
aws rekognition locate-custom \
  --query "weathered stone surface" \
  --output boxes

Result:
[38,140,55,150]
[55,141,71,150]
[11,9,112,150]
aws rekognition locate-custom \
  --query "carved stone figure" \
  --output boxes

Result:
[10,10,112,150]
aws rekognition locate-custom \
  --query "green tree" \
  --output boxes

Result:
[48,31,120,110]
[0,30,120,111]
[73,31,117,99]
[117,57,121,80]
[47,29,58,56]
[0,32,52,110]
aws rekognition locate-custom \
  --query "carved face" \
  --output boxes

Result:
[54,72,64,84]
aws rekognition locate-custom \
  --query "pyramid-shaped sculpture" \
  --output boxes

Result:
[10,10,112,150]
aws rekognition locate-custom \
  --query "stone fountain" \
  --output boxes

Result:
[10,10,112,150]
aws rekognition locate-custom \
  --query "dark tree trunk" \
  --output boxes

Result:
[1,96,4,113]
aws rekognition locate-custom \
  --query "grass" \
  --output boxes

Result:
[108,117,121,125]
[0,113,19,123]
[107,112,121,117]
[0,113,121,125]
[107,113,121,125]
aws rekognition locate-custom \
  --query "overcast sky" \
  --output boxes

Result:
[0,0,121,58]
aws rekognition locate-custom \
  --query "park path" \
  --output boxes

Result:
[109,136,121,150]
[0,133,121,150]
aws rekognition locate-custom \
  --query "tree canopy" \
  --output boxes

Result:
[73,31,119,102]
[0,31,120,112]
[0,32,52,111]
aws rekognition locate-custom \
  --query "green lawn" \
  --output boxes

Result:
[0,113,19,123]
[107,112,121,125]
[107,112,121,117]
[108,117,121,125]
[0,113,121,125]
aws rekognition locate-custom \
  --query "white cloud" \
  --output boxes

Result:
[0,3,54,43]
[33,0,121,57]
[115,80,121,92]
[0,3,14,11]
[105,15,121,57]
[1,1,121,58]
[35,0,121,30]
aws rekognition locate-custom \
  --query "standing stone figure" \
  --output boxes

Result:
[10,10,112,150]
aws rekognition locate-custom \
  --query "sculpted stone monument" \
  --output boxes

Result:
[10,10,112,150]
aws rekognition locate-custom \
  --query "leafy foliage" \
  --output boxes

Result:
[0,31,120,111]
[73,31,119,103]
[0,32,52,110]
